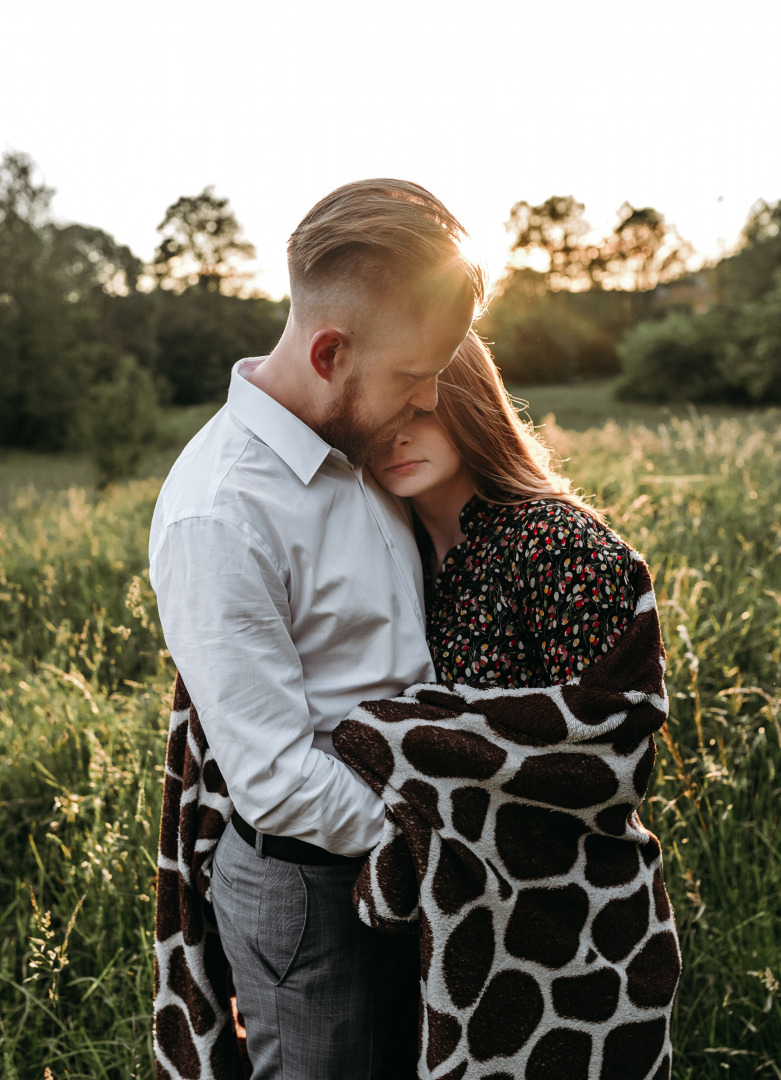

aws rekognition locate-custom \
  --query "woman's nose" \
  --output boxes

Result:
[394,427,411,446]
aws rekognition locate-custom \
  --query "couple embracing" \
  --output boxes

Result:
[150,179,680,1080]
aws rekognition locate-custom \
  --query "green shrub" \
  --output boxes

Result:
[76,355,160,487]
[721,269,781,404]
[617,266,781,407]
[615,309,729,403]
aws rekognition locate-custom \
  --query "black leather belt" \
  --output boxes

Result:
[230,809,363,866]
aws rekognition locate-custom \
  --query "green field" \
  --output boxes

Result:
[1,383,779,1078]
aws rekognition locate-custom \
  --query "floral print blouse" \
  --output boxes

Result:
[421,495,636,689]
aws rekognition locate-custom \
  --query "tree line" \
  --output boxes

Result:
[483,195,781,403]
[616,201,781,405]
[2,150,780,480]
[0,151,288,477]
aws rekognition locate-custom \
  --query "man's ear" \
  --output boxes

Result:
[309,329,348,382]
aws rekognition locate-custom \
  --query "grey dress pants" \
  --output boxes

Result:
[211,820,419,1080]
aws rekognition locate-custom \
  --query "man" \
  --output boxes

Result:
[149,178,485,1079]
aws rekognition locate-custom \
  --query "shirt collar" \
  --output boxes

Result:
[228,357,338,485]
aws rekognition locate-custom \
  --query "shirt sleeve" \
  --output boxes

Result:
[152,515,385,856]
[512,504,636,684]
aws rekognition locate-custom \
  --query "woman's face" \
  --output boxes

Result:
[368,410,469,499]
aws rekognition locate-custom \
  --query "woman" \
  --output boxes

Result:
[333,332,680,1080]
[369,330,635,692]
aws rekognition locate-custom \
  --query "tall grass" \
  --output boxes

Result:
[1,407,779,1078]
[547,411,781,1076]
[0,481,169,1079]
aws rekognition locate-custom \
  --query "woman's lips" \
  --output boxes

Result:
[386,460,424,474]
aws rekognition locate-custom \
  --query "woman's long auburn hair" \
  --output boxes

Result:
[435,331,605,523]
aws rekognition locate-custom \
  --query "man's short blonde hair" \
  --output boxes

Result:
[287,178,487,315]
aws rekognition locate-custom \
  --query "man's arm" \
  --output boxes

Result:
[152,514,385,856]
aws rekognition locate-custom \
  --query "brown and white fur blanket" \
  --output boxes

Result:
[332,557,680,1080]
[154,677,248,1080]
[154,558,679,1080]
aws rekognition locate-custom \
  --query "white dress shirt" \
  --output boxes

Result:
[149,358,435,856]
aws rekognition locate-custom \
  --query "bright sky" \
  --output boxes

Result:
[4,0,781,298]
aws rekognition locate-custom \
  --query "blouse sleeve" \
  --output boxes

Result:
[511,502,636,684]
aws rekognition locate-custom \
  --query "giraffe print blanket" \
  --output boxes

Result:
[154,676,248,1080]
[332,559,680,1080]
[154,559,679,1080]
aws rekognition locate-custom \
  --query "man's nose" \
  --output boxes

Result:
[408,377,438,412]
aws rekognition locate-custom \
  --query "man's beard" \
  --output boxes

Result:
[319,374,411,465]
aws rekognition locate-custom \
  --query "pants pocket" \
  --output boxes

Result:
[256,859,309,987]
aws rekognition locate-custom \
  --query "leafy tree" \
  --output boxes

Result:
[497,193,696,381]
[506,195,692,295]
[154,290,289,404]
[0,151,56,314]
[153,187,256,294]
[0,150,53,233]
[719,198,781,306]
[506,196,594,291]
[591,204,693,292]
[0,150,154,448]
[50,224,157,381]
[0,151,76,446]
[51,223,142,300]
[617,200,781,405]
[720,268,781,403]
[741,198,781,247]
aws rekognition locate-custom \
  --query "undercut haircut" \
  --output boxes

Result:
[287,179,487,315]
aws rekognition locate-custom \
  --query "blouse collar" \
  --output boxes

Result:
[458,492,506,539]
